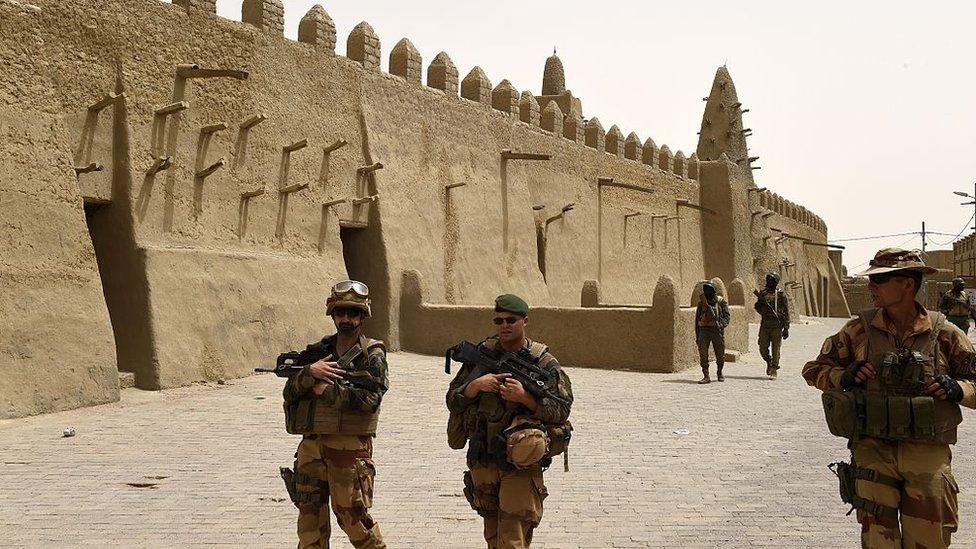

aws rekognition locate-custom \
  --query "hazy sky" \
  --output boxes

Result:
[178,0,976,272]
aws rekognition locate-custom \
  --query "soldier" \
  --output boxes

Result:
[802,248,976,548]
[695,281,731,384]
[938,277,976,334]
[281,280,388,549]
[754,272,790,380]
[446,294,573,549]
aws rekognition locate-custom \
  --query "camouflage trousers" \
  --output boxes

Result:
[853,438,959,548]
[757,325,783,371]
[294,434,385,549]
[464,463,548,549]
[696,327,725,373]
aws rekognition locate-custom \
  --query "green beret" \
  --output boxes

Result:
[495,294,529,316]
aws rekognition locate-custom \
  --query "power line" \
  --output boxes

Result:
[830,231,919,243]
[927,212,976,246]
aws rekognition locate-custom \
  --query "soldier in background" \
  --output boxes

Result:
[281,281,388,549]
[939,277,976,334]
[802,248,976,548]
[446,294,573,549]
[695,281,731,384]
[754,272,790,380]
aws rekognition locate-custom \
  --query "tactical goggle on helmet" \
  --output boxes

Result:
[326,280,371,317]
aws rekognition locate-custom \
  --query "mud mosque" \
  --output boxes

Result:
[0,0,849,418]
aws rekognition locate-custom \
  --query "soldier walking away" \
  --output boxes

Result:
[802,248,976,548]
[695,281,731,384]
[939,277,976,334]
[754,272,790,380]
[446,294,573,549]
[280,280,388,549]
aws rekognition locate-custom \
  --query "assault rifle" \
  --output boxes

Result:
[444,340,570,405]
[256,345,378,390]
[753,288,780,321]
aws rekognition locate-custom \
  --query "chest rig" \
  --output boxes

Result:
[284,336,385,436]
[945,292,972,317]
[822,308,962,444]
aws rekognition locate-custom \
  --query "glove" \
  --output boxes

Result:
[934,374,964,403]
[839,361,866,390]
[782,328,789,340]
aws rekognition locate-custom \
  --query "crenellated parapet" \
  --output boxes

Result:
[298,4,336,53]
[519,91,540,125]
[491,79,519,114]
[242,0,283,35]
[461,66,492,104]
[347,21,380,70]
[427,52,458,95]
[390,38,422,84]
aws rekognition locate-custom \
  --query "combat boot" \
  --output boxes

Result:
[768,369,777,380]
[698,369,711,384]
[716,367,725,382]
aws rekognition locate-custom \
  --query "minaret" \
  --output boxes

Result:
[542,49,566,96]
[696,66,754,181]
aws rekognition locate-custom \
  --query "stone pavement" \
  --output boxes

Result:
[1,318,975,548]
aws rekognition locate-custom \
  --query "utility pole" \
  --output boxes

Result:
[921,221,926,252]
[952,181,976,234]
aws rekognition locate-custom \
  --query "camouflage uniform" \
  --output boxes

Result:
[695,288,731,383]
[803,306,976,548]
[755,287,790,376]
[283,334,389,549]
[446,336,573,549]
[938,287,975,334]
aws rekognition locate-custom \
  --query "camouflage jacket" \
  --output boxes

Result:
[445,337,572,462]
[283,334,389,414]
[801,303,976,409]
[754,288,790,328]
[939,290,976,319]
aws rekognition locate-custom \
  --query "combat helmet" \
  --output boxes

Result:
[326,280,371,317]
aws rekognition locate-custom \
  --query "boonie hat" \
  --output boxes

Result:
[505,417,550,469]
[858,248,937,276]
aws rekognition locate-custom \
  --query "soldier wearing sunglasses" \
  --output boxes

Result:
[802,248,976,548]
[446,294,574,548]
[281,280,388,549]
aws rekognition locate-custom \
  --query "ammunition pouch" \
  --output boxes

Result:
[821,389,960,443]
[829,460,901,520]
[281,466,329,506]
[463,470,498,516]
[284,396,380,436]
[447,408,468,450]
[545,421,573,459]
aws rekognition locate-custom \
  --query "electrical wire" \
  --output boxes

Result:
[844,234,921,272]
[926,212,976,246]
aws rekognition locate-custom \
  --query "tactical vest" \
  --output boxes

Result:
[758,290,785,326]
[945,292,972,317]
[698,296,726,328]
[821,308,962,444]
[461,337,571,465]
[284,336,385,436]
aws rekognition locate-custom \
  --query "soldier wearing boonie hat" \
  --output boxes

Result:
[446,294,574,548]
[281,280,389,549]
[803,248,976,547]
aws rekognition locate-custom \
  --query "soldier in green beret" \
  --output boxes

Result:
[446,294,574,548]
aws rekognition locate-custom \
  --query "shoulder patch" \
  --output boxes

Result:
[821,338,832,355]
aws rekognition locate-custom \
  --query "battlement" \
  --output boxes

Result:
[758,189,827,237]
[159,0,697,180]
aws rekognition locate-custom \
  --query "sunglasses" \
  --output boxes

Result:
[493,317,521,325]
[333,280,369,297]
[333,308,363,318]
[868,273,901,285]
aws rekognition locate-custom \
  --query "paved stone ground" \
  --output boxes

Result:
[2,318,975,548]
